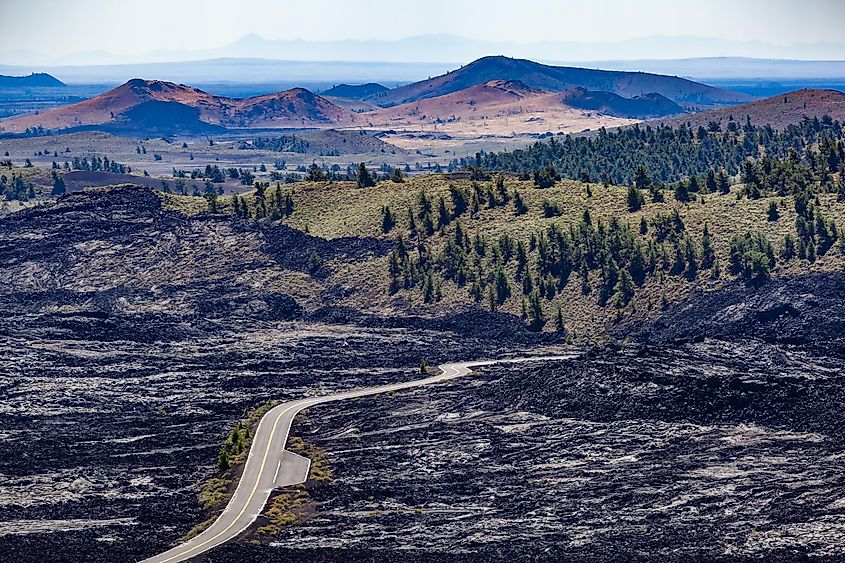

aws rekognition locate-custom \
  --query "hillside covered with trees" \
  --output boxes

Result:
[458,116,844,188]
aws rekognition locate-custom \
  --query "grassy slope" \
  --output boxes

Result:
[162,174,845,341]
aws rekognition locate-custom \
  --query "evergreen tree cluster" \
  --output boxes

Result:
[70,155,130,174]
[240,135,310,154]
[216,421,252,471]
[1,173,36,201]
[461,116,845,190]
[230,183,294,220]
[385,182,845,326]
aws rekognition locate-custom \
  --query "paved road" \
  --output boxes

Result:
[140,355,575,563]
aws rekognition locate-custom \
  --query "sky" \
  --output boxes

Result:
[1,0,844,60]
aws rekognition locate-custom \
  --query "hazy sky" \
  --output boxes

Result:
[2,0,844,57]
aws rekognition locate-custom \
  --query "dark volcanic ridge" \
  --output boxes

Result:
[559,86,684,118]
[627,270,845,358]
[0,72,66,88]
[0,185,554,345]
[322,82,389,100]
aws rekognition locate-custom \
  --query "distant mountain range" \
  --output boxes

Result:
[1,57,843,95]
[1,56,742,134]
[4,56,841,136]
[0,72,65,88]
[6,33,845,66]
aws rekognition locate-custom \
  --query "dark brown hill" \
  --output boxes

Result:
[655,88,845,129]
[0,79,355,133]
[367,55,752,109]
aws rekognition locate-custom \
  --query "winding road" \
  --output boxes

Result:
[141,355,575,563]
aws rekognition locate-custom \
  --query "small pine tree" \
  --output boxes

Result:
[488,286,497,312]
[716,170,731,194]
[357,163,376,187]
[381,205,396,233]
[308,249,322,272]
[514,191,528,215]
[674,181,690,202]
[706,169,717,192]
[407,207,417,233]
[50,171,65,196]
[614,269,634,308]
[528,290,544,327]
[437,196,450,228]
[554,303,565,333]
[767,200,779,221]
[701,223,715,268]
[627,185,643,212]
[216,448,230,471]
[494,266,511,304]
[633,165,650,189]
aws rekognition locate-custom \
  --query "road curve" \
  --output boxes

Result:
[140,355,576,563]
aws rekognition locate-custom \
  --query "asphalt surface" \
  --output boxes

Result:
[140,355,575,563]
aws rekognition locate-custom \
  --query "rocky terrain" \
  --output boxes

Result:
[0,188,553,562]
[1,184,843,562]
[208,338,845,563]
[0,320,533,563]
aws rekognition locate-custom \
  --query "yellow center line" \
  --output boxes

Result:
[151,357,574,562]
[157,401,302,563]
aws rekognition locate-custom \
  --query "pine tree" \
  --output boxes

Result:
[381,205,396,233]
[781,234,796,260]
[522,269,534,295]
[513,191,528,215]
[614,269,634,308]
[716,170,731,194]
[515,240,527,275]
[683,236,698,279]
[494,266,511,304]
[449,184,468,218]
[701,223,715,268]
[50,171,65,196]
[216,448,230,471]
[357,163,376,187]
[407,207,417,233]
[627,185,643,212]
[528,290,544,326]
[633,165,650,189]
[674,181,690,202]
[554,303,565,333]
[495,176,510,203]
[306,163,326,182]
[437,196,450,229]
[706,169,717,193]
